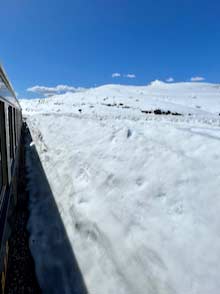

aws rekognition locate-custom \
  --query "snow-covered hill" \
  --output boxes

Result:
[21,81,220,117]
[21,82,220,294]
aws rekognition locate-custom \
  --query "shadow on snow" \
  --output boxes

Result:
[24,123,88,294]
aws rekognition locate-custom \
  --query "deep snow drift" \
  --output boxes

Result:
[20,82,220,294]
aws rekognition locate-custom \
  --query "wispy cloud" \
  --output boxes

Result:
[112,73,121,78]
[112,73,136,79]
[190,76,205,82]
[166,77,174,82]
[124,74,136,78]
[27,85,85,97]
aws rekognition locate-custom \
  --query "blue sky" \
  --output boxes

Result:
[0,0,220,97]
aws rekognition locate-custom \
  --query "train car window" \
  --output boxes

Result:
[0,101,7,191]
[13,108,17,149]
[0,137,2,192]
[15,110,18,145]
[8,106,14,160]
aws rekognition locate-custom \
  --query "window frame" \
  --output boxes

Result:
[0,101,8,198]
[13,108,17,151]
[8,106,14,166]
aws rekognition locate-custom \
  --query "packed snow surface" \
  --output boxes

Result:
[20,82,220,294]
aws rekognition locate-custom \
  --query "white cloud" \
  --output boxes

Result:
[124,74,136,78]
[27,84,85,97]
[166,77,174,82]
[112,73,121,78]
[190,76,205,82]
[112,73,136,79]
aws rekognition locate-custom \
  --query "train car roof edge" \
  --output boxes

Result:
[0,64,21,109]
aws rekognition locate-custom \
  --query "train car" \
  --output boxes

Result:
[0,65,22,292]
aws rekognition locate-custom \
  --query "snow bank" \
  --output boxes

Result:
[21,82,220,294]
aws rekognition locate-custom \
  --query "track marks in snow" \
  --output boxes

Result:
[72,216,175,294]
[189,127,220,140]
[75,165,91,184]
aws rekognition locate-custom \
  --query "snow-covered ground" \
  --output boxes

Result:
[20,81,220,294]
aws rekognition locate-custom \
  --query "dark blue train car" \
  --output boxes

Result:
[0,65,22,292]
